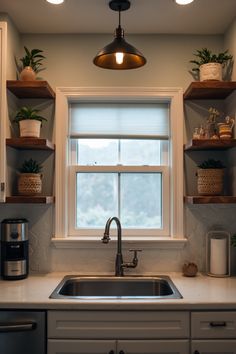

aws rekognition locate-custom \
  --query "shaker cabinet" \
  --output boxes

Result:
[48,310,190,354]
[191,311,236,353]
[48,339,189,354]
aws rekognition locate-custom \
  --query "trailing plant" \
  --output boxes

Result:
[17,46,45,73]
[198,158,225,169]
[19,158,42,174]
[13,106,47,124]
[190,48,233,72]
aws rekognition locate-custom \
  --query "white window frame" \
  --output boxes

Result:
[53,87,185,248]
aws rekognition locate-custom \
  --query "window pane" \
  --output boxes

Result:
[76,173,118,227]
[120,140,161,165]
[77,139,118,165]
[75,139,165,166]
[120,173,162,228]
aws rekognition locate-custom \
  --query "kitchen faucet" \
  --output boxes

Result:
[101,216,142,276]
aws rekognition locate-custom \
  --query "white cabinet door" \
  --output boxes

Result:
[117,340,189,354]
[0,22,7,202]
[192,340,236,354]
[48,339,116,354]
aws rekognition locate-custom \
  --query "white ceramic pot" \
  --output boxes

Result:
[19,119,41,138]
[199,63,222,81]
[19,66,36,81]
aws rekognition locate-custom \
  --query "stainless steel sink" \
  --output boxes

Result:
[50,275,182,299]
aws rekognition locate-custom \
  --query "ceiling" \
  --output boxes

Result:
[1,0,236,35]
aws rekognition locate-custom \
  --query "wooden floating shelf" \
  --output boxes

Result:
[184,139,236,151]
[184,81,236,100]
[6,138,55,150]
[6,196,55,204]
[184,196,236,204]
[7,80,55,99]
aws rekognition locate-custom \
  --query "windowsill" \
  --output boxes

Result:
[51,236,187,249]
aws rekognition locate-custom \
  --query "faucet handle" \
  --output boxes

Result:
[129,249,142,258]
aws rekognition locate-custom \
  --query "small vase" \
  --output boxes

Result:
[19,66,36,81]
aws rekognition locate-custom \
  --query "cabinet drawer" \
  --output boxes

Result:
[192,340,236,353]
[191,312,236,339]
[48,311,189,339]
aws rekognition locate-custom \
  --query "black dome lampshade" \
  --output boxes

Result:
[93,0,146,70]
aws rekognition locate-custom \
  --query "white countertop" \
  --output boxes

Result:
[1,272,236,311]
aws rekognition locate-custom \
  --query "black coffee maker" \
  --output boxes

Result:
[1,218,29,280]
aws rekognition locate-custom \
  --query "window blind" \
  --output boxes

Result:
[69,102,169,139]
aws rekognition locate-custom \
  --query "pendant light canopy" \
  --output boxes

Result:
[93,0,146,70]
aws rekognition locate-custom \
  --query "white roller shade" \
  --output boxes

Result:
[70,102,169,139]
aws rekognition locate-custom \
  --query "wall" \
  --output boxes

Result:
[1,18,236,275]
[0,14,21,80]
[21,33,223,91]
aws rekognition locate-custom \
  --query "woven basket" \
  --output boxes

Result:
[197,169,224,195]
[18,173,42,196]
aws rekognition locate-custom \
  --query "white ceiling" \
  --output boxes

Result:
[1,0,236,35]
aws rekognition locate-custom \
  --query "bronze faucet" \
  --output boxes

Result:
[102,216,142,276]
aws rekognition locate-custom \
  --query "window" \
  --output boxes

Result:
[54,87,183,244]
[68,102,169,236]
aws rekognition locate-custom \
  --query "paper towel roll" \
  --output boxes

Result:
[210,237,227,275]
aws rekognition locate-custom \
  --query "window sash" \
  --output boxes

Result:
[68,165,170,237]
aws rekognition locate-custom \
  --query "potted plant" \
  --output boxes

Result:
[190,48,232,81]
[18,158,43,196]
[13,106,47,138]
[17,46,45,81]
[197,158,225,195]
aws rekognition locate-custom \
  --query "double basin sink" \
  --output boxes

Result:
[50,275,182,299]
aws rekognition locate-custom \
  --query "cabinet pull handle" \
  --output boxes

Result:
[210,321,226,327]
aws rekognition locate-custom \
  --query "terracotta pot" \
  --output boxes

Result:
[19,119,41,138]
[199,63,222,81]
[18,173,42,196]
[19,66,36,81]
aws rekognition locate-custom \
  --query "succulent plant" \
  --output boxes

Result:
[198,159,225,169]
[20,158,42,174]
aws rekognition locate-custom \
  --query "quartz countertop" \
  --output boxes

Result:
[1,272,236,311]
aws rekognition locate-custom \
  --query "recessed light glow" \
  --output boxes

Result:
[175,0,194,4]
[46,0,64,4]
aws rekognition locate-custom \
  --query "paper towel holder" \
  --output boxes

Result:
[206,230,231,277]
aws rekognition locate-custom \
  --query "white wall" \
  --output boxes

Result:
[21,33,223,90]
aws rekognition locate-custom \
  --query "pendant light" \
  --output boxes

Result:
[93,0,146,70]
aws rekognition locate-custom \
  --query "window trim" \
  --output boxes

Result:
[54,87,184,246]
